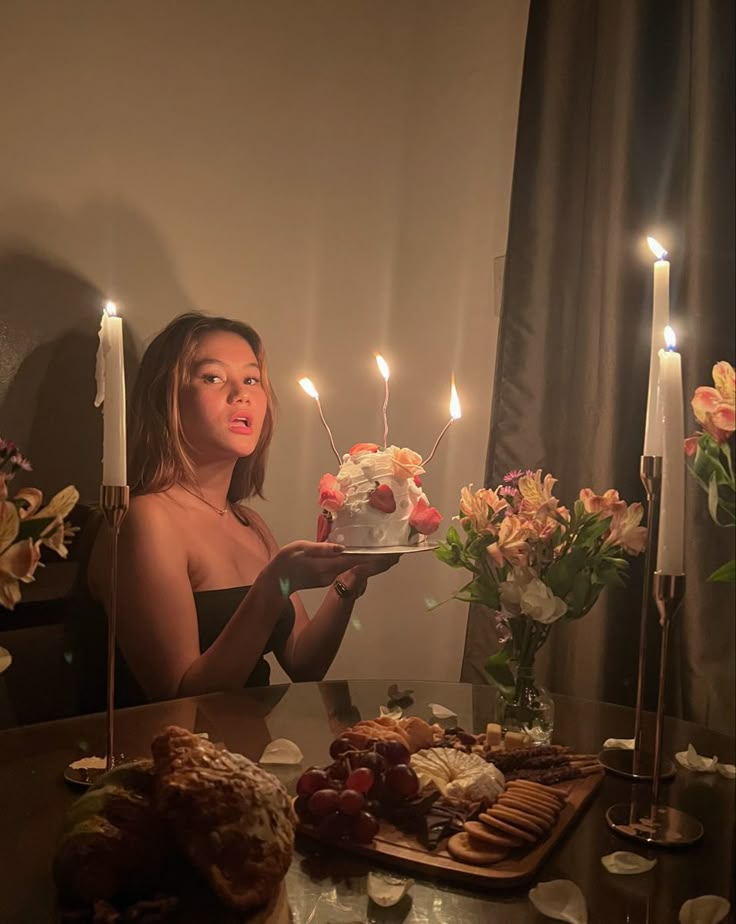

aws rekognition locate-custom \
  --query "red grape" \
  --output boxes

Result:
[352,810,380,844]
[364,798,382,817]
[345,767,375,794]
[329,737,354,760]
[308,788,341,817]
[337,788,365,816]
[296,768,330,797]
[375,739,410,766]
[294,794,315,823]
[385,763,419,798]
[359,751,386,774]
[318,810,353,840]
[326,760,349,782]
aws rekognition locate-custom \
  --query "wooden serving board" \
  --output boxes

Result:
[297,773,604,888]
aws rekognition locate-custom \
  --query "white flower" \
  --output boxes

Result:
[500,567,567,624]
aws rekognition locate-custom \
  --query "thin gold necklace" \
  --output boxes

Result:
[177,482,229,516]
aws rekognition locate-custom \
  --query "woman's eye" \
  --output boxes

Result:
[244,376,261,386]
[202,374,223,384]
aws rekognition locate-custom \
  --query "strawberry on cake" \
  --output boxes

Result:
[317,443,442,548]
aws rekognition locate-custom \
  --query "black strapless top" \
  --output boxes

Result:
[69,585,295,712]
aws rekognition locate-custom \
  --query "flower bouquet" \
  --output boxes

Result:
[684,361,735,582]
[0,438,79,611]
[434,470,647,739]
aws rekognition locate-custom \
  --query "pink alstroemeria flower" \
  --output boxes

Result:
[0,537,42,610]
[579,488,627,519]
[318,473,345,513]
[487,515,533,567]
[459,485,507,533]
[605,502,647,555]
[691,361,736,442]
[518,470,561,519]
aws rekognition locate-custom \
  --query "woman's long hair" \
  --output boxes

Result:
[128,313,276,501]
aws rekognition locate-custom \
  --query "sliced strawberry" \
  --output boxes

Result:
[367,484,396,513]
[316,513,332,542]
[349,442,380,455]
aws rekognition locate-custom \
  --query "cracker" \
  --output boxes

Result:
[488,805,544,836]
[463,820,523,848]
[507,780,563,807]
[478,811,537,843]
[447,832,508,866]
[497,795,555,827]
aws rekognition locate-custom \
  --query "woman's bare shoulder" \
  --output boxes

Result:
[88,492,183,598]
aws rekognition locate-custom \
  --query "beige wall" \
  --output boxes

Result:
[0,0,528,684]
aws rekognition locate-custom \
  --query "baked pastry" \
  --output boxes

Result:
[151,726,296,912]
[53,760,170,906]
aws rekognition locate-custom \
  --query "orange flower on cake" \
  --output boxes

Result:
[318,473,345,513]
[388,447,425,480]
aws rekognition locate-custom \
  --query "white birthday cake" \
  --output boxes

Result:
[317,443,442,548]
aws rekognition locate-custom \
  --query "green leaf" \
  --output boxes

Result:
[484,648,515,698]
[434,544,462,567]
[708,474,721,524]
[445,525,461,547]
[707,559,736,583]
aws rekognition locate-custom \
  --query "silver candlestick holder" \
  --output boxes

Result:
[64,485,129,787]
[599,455,675,781]
[606,572,704,847]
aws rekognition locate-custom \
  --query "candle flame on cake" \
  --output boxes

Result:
[375,354,390,381]
[450,378,462,420]
[647,236,667,261]
[298,377,319,400]
[664,326,677,351]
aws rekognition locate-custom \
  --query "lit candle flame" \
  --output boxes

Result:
[449,377,462,420]
[104,300,118,317]
[664,325,677,351]
[298,377,340,463]
[375,354,390,381]
[298,377,319,400]
[647,236,668,261]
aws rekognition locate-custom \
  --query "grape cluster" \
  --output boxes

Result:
[294,736,420,844]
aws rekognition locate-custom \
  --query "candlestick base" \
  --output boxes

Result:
[63,755,126,789]
[605,802,703,847]
[598,747,675,781]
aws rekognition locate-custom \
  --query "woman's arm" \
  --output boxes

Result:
[89,497,350,700]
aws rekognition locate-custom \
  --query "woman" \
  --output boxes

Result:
[84,313,398,705]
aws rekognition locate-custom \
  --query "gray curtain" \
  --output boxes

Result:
[463,0,735,736]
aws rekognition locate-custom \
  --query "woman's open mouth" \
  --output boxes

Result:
[229,415,253,435]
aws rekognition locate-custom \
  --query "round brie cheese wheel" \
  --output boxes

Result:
[410,748,505,804]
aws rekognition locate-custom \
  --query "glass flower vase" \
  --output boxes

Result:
[493,611,554,745]
[501,665,555,745]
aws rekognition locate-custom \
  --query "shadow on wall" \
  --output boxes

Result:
[0,251,139,504]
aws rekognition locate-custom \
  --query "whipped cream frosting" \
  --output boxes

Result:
[327,447,427,547]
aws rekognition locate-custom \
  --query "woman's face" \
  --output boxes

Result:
[178,331,269,462]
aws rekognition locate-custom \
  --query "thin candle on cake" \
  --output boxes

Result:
[375,353,390,448]
[643,236,670,457]
[298,377,341,464]
[423,377,462,465]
